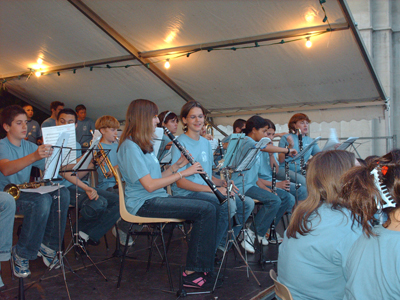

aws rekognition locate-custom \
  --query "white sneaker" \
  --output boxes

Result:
[241,229,255,253]
[112,227,134,246]
[257,235,269,246]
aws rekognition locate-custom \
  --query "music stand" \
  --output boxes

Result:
[212,137,270,291]
[337,137,360,156]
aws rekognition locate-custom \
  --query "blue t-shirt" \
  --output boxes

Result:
[258,152,279,182]
[96,142,118,190]
[41,117,56,128]
[26,119,42,144]
[277,204,362,300]
[117,139,168,215]
[231,136,261,193]
[344,225,400,300]
[170,134,213,197]
[278,133,320,172]
[0,137,45,190]
[76,118,95,149]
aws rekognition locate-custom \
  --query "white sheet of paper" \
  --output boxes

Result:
[42,123,77,164]
[322,128,340,151]
[20,185,64,194]
[153,127,164,158]
[43,132,70,180]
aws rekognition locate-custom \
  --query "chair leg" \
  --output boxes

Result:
[160,223,174,291]
[146,234,154,273]
[117,224,134,289]
[161,223,176,265]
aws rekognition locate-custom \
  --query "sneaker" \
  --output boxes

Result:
[204,272,224,288]
[257,235,269,246]
[37,243,60,270]
[266,231,283,244]
[112,227,134,246]
[240,229,255,253]
[11,246,30,278]
[182,272,218,289]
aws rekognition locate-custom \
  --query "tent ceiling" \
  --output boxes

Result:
[0,0,386,125]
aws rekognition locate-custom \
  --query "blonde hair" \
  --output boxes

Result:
[118,99,158,154]
[286,150,356,238]
[95,115,120,130]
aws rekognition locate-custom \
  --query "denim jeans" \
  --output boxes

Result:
[15,187,70,260]
[136,196,217,273]
[289,182,307,201]
[68,186,120,242]
[246,186,294,237]
[277,167,307,188]
[182,192,229,252]
[0,192,16,261]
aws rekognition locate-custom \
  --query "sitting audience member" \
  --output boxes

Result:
[278,150,362,300]
[0,192,16,290]
[0,105,70,277]
[75,104,95,150]
[342,150,400,299]
[56,109,119,247]
[41,101,64,128]
[23,104,42,145]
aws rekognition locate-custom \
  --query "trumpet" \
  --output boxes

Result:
[4,182,42,200]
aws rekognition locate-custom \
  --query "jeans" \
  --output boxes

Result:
[182,192,229,251]
[15,187,70,260]
[68,186,120,242]
[136,196,217,273]
[277,167,307,188]
[289,182,307,201]
[0,192,16,261]
[245,186,294,237]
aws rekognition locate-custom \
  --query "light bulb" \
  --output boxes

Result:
[35,71,42,77]
[305,37,312,48]
[37,58,43,65]
[164,59,170,69]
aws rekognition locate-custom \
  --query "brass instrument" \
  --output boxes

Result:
[205,122,214,137]
[4,182,42,200]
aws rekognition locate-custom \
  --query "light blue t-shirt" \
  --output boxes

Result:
[258,152,279,182]
[231,136,261,193]
[76,118,95,149]
[0,137,45,190]
[41,117,56,128]
[277,204,362,300]
[171,134,213,197]
[278,133,320,172]
[344,225,400,300]
[96,142,118,190]
[117,139,168,215]
[26,119,42,144]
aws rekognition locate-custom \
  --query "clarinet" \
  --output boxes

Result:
[219,139,224,159]
[164,127,227,205]
[297,129,306,176]
[271,165,277,194]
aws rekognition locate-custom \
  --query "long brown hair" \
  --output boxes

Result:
[180,100,206,132]
[286,150,356,238]
[118,99,158,154]
[341,150,400,236]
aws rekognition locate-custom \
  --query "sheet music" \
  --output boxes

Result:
[322,128,340,151]
[42,123,76,164]
[286,136,321,162]
[236,137,271,172]
[20,185,64,194]
[43,132,71,180]
[337,137,358,150]
[72,131,101,171]
[221,133,245,169]
[153,127,164,159]
[160,149,172,164]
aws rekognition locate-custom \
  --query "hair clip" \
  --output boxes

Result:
[381,166,388,175]
[163,111,172,124]
[370,167,396,209]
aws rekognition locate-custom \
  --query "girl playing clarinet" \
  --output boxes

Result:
[117,99,220,289]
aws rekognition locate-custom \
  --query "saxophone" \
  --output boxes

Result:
[4,182,42,200]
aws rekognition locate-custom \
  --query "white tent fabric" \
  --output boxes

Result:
[0,0,386,125]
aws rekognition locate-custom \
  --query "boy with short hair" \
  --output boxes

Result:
[56,109,119,246]
[0,105,70,277]
[41,101,64,128]
[75,104,95,150]
[23,104,42,144]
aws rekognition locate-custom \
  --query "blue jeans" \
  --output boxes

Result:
[246,186,294,236]
[0,192,16,261]
[68,186,120,242]
[289,182,307,201]
[136,196,217,273]
[182,192,229,252]
[15,187,70,260]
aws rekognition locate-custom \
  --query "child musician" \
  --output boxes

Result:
[231,116,296,253]
[278,150,362,300]
[94,116,120,193]
[117,99,220,289]
[171,101,255,252]
[0,105,70,277]
[56,109,120,247]
[342,150,400,299]
[156,110,179,162]
[277,113,321,187]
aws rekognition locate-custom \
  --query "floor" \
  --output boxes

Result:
[0,219,281,300]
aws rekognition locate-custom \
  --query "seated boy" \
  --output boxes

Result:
[75,104,95,150]
[0,105,70,277]
[56,109,120,246]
